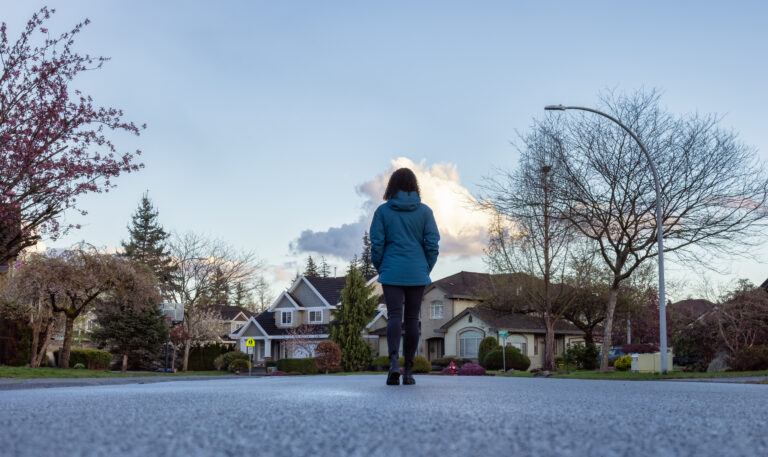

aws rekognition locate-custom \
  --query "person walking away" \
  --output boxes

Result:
[370,168,439,386]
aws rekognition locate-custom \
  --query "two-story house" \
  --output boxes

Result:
[415,271,584,369]
[229,274,386,362]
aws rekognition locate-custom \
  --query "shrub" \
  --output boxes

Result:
[478,337,499,368]
[554,355,565,368]
[395,355,431,373]
[73,363,85,369]
[214,352,251,371]
[458,362,486,376]
[614,355,632,371]
[619,343,659,354]
[187,343,229,371]
[54,349,113,370]
[315,341,342,374]
[483,345,531,371]
[228,359,250,373]
[563,343,600,370]
[731,345,768,371]
[276,358,318,374]
[372,356,390,370]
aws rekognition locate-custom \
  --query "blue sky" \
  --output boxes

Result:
[4,1,767,297]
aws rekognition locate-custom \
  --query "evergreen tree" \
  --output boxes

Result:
[304,256,320,277]
[232,282,253,309]
[201,266,230,306]
[329,262,378,371]
[92,304,169,373]
[319,256,331,278]
[359,232,376,278]
[121,192,173,295]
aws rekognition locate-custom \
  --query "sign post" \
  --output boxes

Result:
[246,338,256,376]
[498,330,508,373]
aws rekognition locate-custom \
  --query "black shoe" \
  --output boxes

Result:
[402,373,416,385]
[386,371,400,386]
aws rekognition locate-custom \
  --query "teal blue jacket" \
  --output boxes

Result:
[370,191,440,286]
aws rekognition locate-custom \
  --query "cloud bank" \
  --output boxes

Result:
[292,157,494,260]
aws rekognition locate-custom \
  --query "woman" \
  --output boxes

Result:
[370,168,440,386]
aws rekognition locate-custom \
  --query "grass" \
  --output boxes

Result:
[0,366,227,379]
[545,369,768,381]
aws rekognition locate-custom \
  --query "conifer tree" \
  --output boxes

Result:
[329,262,378,371]
[232,282,253,310]
[359,232,376,278]
[303,256,320,278]
[319,256,331,278]
[122,192,173,296]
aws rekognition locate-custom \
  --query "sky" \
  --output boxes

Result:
[3,1,768,300]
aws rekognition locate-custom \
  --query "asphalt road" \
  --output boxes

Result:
[2,375,767,457]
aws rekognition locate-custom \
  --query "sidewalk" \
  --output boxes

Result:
[0,374,244,391]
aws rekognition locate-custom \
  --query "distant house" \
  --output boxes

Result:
[229,275,385,362]
[412,271,584,369]
[204,305,257,343]
[668,299,716,324]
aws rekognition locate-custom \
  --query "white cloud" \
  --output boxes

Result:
[292,157,495,259]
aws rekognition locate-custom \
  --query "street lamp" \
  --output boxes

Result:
[544,104,669,373]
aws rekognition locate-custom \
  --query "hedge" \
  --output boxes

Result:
[396,356,432,373]
[187,343,230,371]
[276,358,318,374]
[431,356,473,368]
[54,349,113,370]
[213,352,250,371]
[228,359,251,373]
[482,345,531,371]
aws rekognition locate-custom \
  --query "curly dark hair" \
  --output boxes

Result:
[383,168,420,200]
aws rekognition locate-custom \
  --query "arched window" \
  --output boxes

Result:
[459,330,483,358]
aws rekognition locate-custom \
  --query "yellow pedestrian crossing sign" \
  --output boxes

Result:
[246,338,255,347]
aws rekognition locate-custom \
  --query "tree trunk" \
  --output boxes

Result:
[600,287,619,372]
[121,353,128,373]
[29,315,40,367]
[31,319,54,368]
[170,343,177,372]
[584,330,594,346]
[60,315,75,369]
[543,317,556,371]
[182,340,191,372]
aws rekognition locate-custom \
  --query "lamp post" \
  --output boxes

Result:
[544,104,668,373]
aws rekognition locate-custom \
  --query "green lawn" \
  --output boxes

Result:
[544,369,768,381]
[0,366,227,379]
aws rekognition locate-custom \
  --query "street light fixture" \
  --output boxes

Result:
[544,104,669,373]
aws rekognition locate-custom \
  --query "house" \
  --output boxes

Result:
[412,271,584,369]
[204,305,257,343]
[228,275,386,362]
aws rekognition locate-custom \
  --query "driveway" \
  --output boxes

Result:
[2,375,766,456]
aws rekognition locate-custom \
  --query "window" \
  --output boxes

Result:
[281,311,292,325]
[507,334,528,356]
[431,301,444,319]
[459,330,483,358]
[309,310,322,323]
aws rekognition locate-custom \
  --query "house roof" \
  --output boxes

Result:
[761,278,768,293]
[439,307,583,335]
[206,305,256,321]
[305,276,347,305]
[252,311,329,336]
[668,299,715,321]
[426,271,532,299]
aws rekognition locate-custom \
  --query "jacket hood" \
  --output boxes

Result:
[387,191,421,211]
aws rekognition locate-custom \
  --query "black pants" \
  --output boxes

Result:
[382,285,425,367]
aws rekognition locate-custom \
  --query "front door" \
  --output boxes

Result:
[427,338,444,361]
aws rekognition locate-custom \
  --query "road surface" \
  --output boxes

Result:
[2,374,766,456]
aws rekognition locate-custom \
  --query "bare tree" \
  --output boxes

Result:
[480,124,578,370]
[165,232,260,371]
[285,324,322,358]
[0,258,62,367]
[252,274,274,313]
[547,89,768,371]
